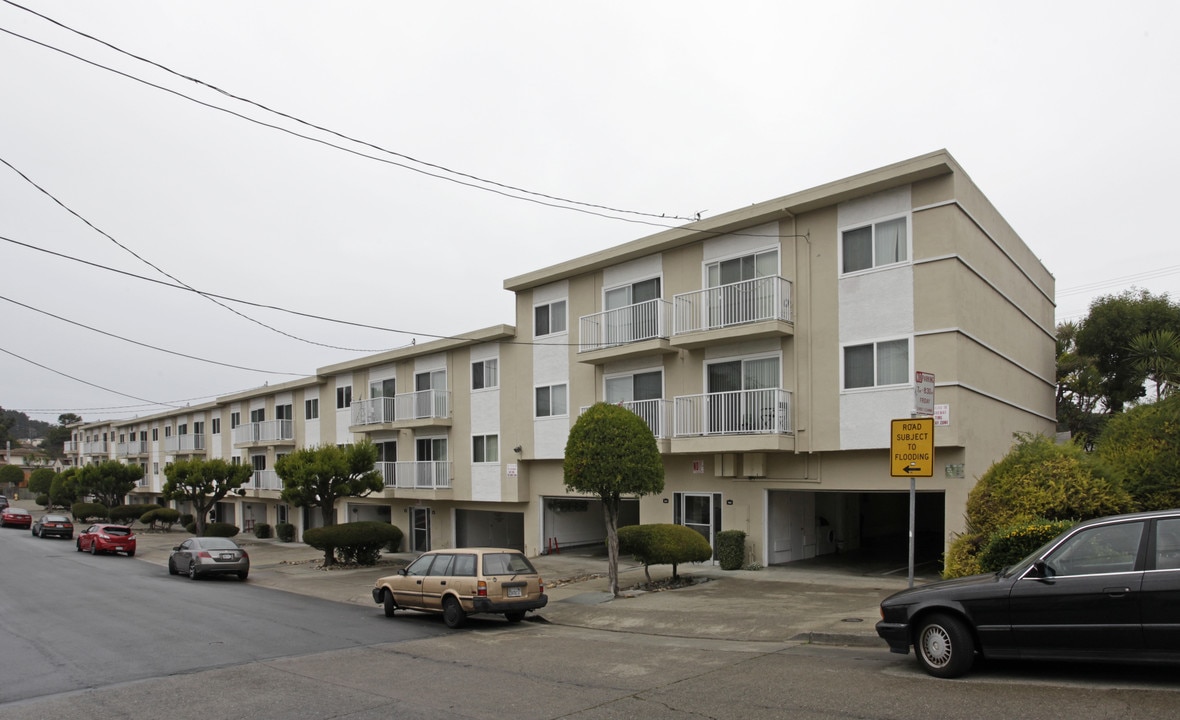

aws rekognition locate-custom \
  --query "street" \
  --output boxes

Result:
[2,527,1178,719]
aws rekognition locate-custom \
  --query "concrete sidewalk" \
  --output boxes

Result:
[125,524,910,647]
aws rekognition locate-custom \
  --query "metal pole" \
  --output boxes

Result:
[908,476,916,588]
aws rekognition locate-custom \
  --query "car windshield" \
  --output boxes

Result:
[45,515,70,523]
[8,508,29,515]
[482,552,536,575]
[105,527,132,536]
[198,538,240,550]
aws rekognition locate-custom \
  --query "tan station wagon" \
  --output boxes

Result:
[372,547,547,628]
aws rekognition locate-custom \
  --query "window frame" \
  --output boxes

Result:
[472,358,499,391]
[336,385,352,410]
[211,418,221,435]
[472,434,499,463]
[840,214,911,275]
[534,299,568,337]
[535,383,569,418]
[305,398,319,420]
[842,338,911,390]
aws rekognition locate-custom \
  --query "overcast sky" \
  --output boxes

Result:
[1,1,1177,427]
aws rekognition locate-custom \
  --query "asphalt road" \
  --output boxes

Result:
[3,526,1178,719]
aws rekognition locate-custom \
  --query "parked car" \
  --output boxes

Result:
[1,506,32,529]
[168,537,250,580]
[0,495,9,510]
[372,547,548,628]
[76,523,137,556]
[32,513,74,539]
[877,509,1180,678]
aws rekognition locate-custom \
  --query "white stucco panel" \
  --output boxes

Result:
[838,185,911,230]
[470,388,499,435]
[839,387,915,449]
[603,254,662,289]
[701,221,781,264]
[838,265,914,343]
[533,416,570,459]
[471,464,502,502]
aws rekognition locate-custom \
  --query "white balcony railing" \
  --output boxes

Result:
[673,388,792,437]
[578,298,672,353]
[163,435,205,453]
[351,389,450,427]
[232,420,294,444]
[673,276,792,335]
[83,441,109,455]
[63,441,79,454]
[248,470,283,490]
[116,441,150,456]
[579,399,673,439]
[379,461,452,490]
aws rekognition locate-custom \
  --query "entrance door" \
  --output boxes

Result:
[411,507,431,552]
[675,492,721,559]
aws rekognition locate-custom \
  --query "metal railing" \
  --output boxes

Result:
[673,388,792,436]
[351,389,450,426]
[116,441,151,456]
[82,441,108,455]
[579,399,672,439]
[63,441,79,454]
[249,470,282,490]
[673,276,792,335]
[163,435,206,453]
[379,461,453,490]
[232,420,294,444]
[578,298,672,352]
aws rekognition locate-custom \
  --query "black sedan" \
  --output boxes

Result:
[32,513,74,539]
[877,509,1180,678]
[168,537,250,580]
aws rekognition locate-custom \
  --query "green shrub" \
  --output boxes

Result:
[109,504,161,524]
[35,493,50,508]
[141,507,181,531]
[275,522,296,542]
[72,502,108,522]
[303,522,401,566]
[179,513,194,527]
[254,523,273,539]
[384,525,404,553]
[942,533,985,579]
[715,530,746,570]
[978,518,1076,573]
[184,522,197,534]
[203,522,240,537]
[618,523,713,581]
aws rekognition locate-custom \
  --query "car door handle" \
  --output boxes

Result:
[1103,587,1131,597]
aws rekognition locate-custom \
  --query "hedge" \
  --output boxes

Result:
[303,522,401,565]
[275,522,296,542]
[617,523,712,581]
[253,523,273,539]
[715,529,746,570]
[141,507,181,531]
[978,518,1076,573]
[109,504,161,524]
[72,502,109,522]
[203,522,241,537]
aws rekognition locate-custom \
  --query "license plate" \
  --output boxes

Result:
[220,553,234,560]
[507,587,522,598]
[115,546,124,551]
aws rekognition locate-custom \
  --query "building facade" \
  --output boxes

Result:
[63,150,1056,565]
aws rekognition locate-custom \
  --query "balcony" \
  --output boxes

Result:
[579,399,673,440]
[82,441,109,456]
[116,440,151,457]
[577,299,676,364]
[350,389,451,429]
[674,388,792,437]
[247,470,283,491]
[163,435,205,454]
[672,276,793,348]
[64,441,79,454]
[233,420,295,447]
[377,461,453,490]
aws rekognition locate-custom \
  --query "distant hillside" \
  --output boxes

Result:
[1,409,55,441]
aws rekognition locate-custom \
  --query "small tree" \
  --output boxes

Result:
[50,468,79,508]
[1094,393,1180,510]
[563,403,665,596]
[0,463,23,491]
[77,460,142,508]
[618,524,712,582]
[276,441,383,566]
[28,468,56,499]
[162,458,254,537]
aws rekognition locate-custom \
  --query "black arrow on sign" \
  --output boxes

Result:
[902,464,923,473]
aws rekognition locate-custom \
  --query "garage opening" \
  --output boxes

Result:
[455,509,525,551]
[541,496,639,554]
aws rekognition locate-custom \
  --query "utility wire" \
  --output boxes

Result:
[0,154,393,353]
[0,294,306,376]
[0,345,182,409]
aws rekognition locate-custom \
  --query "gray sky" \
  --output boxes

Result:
[2,1,1177,425]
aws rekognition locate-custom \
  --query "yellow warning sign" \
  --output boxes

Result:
[891,417,934,477]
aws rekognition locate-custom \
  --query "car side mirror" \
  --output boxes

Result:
[172,546,181,552]
[399,568,408,576]
[1031,560,1055,580]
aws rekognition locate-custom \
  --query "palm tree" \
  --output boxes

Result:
[1128,329,1180,401]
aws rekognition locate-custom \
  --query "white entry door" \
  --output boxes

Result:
[675,492,721,560]
[411,507,431,552]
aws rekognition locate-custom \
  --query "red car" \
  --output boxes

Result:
[1,507,33,529]
[77,523,137,556]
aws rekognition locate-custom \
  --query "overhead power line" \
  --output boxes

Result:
[0,345,181,409]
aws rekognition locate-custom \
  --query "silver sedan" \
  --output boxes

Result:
[168,537,250,580]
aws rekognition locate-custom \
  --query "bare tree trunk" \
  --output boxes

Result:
[320,500,336,566]
[604,501,619,596]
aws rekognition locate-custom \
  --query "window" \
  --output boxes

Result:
[473,434,499,463]
[375,440,397,462]
[251,455,266,471]
[370,378,395,398]
[534,300,567,337]
[250,408,265,423]
[844,339,909,389]
[193,421,204,435]
[305,398,319,420]
[336,386,352,409]
[275,404,292,421]
[151,428,159,441]
[706,249,778,287]
[231,456,241,465]
[164,426,173,438]
[1045,521,1145,577]
[178,424,188,436]
[118,433,126,443]
[152,462,158,475]
[1155,519,1180,570]
[211,418,221,435]
[230,412,241,429]
[472,359,498,390]
[139,430,147,442]
[535,384,568,417]
[842,216,908,273]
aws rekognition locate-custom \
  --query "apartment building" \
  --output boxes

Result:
[63,150,1056,565]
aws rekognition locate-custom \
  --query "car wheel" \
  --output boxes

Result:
[915,613,975,679]
[31,527,37,536]
[126,550,135,557]
[188,562,200,580]
[237,571,249,581]
[442,597,467,629]
[382,590,397,618]
[90,541,97,555]
[168,558,179,576]
[76,538,82,552]
[504,611,525,623]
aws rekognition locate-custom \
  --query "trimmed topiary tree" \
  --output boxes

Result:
[203,522,240,537]
[617,523,713,582]
[141,507,181,531]
[109,504,161,524]
[253,523,272,539]
[71,502,108,523]
[275,522,296,542]
[715,529,747,571]
[303,521,401,566]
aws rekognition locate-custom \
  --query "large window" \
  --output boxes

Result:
[844,339,909,389]
[534,300,567,337]
[473,434,499,463]
[305,398,319,420]
[336,385,352,409]
[193,421,204,435]
[535,384,568,417]
[472,359,498,390]
[370,378,395,398]
[230,412,240,429]
[706,249,778,288]
[275,404,292,421]
[842,216,908,273]
[250,408,265,423]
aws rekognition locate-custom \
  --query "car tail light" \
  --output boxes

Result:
[539,578,544,594]
[198,551,212,559]
[241,550,249,559]
[476,580,488,597]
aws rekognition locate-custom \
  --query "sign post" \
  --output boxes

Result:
[892,413,934,588]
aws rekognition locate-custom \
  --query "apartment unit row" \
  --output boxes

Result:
[64,150,1056,564]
